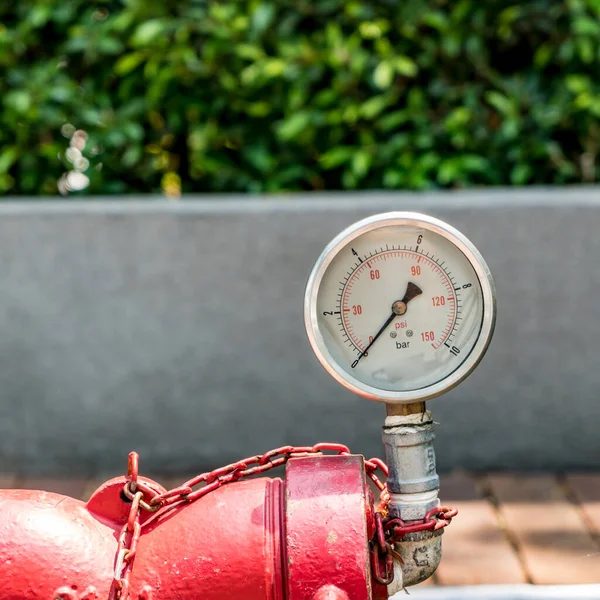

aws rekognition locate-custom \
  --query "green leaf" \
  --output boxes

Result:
[114,52,145,75]
[30,5,51,27]
[510,164,532,185]
[589,99,600,118]
[451,0,472,23]
[123,122,144,141]
[383,169,403,188]
[252,3,275,35]
[263,58,286,78]
[122,146,142,167]
[235,44,265,61]
[438,159,460,184]
[359,22,385,39]
[0,148,18,174]
[576,37,594,63]
[498,6,522,25]
[360,95,390,119]
[574,91,592,109]
[342,168,358,189]
[247,101,271,117]
[105,130,128,148]
[444,107,471,130]
[461,155,488,172]
[131,20,165,47]
[565,74,590,94]
[442,35,461,58]
[407,87,425,112]
[98,37,124,55]
[573,17,600,36]
[485,91,514,115]
[319,147,354,169]
[422,11,448,31]
[276,112,311,141]
[374,61,394,89]
[4,90,31,114]
[394,56,418,77]
[245,144,275,173]
[534,44,553,68]
[377,110,409,131]
[0,173,15,192]
[49,86,72,103]
[352,150,372,178]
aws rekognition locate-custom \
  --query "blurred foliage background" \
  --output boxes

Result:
[1,0,600,196]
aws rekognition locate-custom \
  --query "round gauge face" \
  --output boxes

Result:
[304,213,496,403]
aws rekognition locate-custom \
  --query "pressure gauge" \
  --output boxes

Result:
[304,212,496,404]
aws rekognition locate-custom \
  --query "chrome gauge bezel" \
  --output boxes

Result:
[304,212,496,404]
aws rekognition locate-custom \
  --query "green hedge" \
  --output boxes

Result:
[1,0,600,195]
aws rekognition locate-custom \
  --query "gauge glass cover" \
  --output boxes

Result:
[304,213,496,403]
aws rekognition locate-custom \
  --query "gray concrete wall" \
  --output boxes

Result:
[0,188,599,476]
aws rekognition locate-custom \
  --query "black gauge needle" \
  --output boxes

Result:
[351,281,423,368]
[399,281,423,306]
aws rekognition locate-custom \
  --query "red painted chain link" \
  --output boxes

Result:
[112,445,455,598]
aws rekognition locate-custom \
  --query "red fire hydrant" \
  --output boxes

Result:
[0,446,398,600]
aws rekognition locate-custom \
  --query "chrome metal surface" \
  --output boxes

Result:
[382,412,439,497]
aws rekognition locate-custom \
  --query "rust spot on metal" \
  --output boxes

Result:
[413,546,430,567]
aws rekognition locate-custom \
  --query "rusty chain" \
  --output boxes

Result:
[112,444,456,598]
[370,505,458,586]
[112,454,144,600]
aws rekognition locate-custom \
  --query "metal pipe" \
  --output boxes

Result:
[382,402,442,590]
